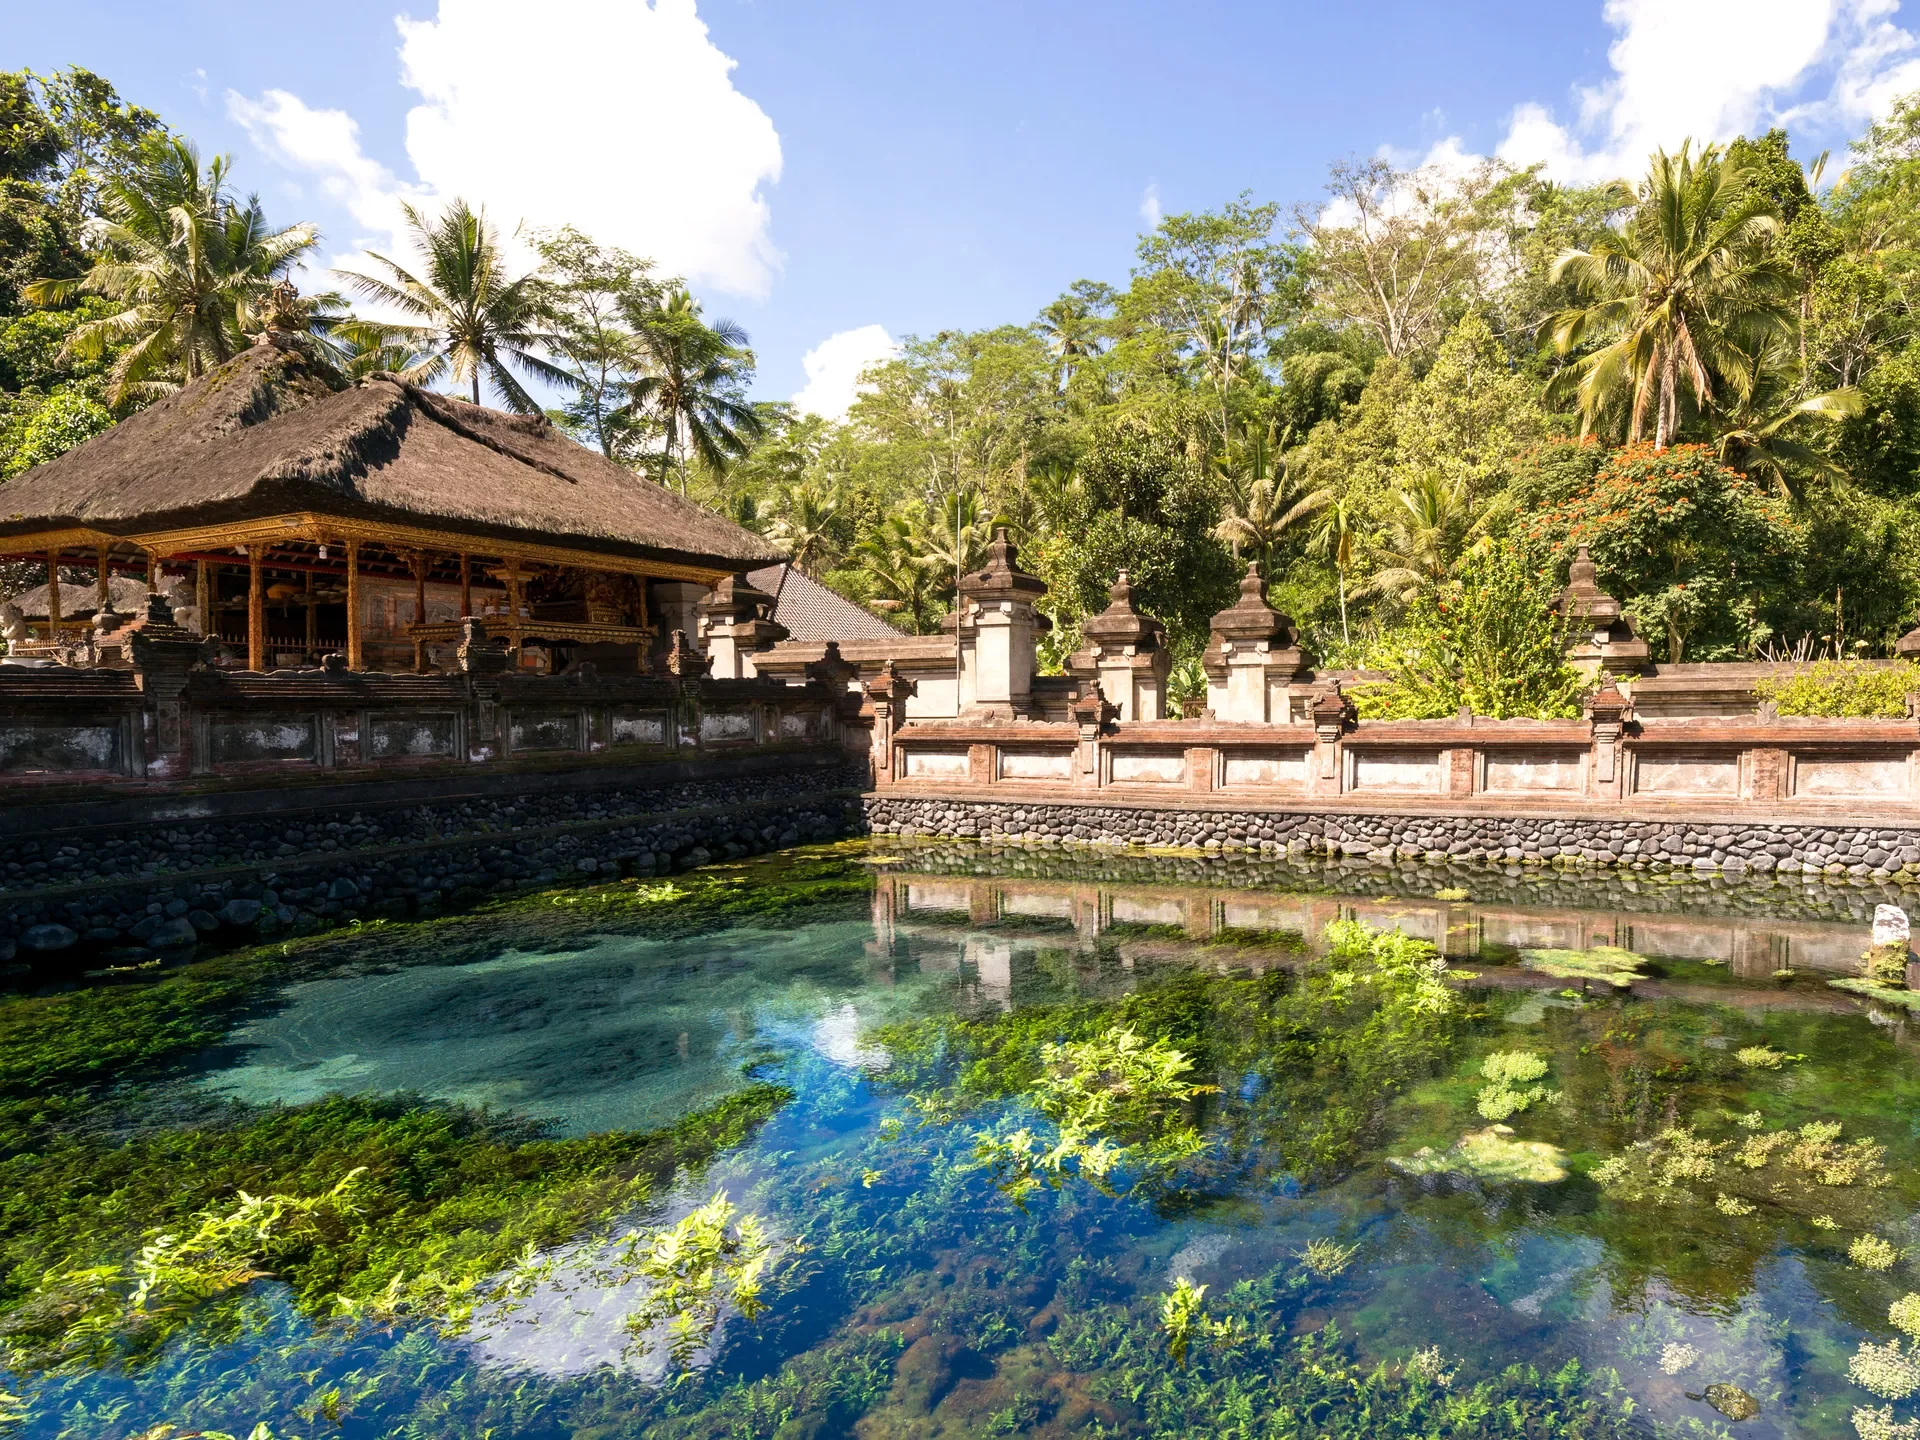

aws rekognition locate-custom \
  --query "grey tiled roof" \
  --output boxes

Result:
[745,563,904,643]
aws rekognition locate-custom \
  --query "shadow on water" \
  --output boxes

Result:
[7,838,1920,1437]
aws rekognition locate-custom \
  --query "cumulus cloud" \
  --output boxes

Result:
[1411,0,1920,184]
[791,324,897,422]
[229,0,783,297]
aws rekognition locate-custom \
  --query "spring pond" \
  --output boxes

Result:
[8,840,1920,1438]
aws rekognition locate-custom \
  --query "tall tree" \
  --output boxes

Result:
[1543,142,1796,448]
[614,287,764,492]
[28,134,317,400]
[1299,157,1508,360]
[335,198,570,412]
[532,225,660,457]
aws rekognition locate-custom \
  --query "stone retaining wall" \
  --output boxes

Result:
[864,794,1920,882]
[0,758,866,968]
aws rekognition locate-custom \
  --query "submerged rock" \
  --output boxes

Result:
[1697,1384,1760,1421]
[1387,1125,1569,1189]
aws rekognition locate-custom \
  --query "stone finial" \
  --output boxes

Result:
[127,589,202,672]
[958,526,1047,602]
[864,656,916,704]
[1071,684,1118,731]
[1203,562,1309,665]
[321,651,349,675]
[806,639,859,687]
[666,628,712,678]
[1587,674,1633,728]
[1311,681,1354,734]
[1080,570,1166,651]
[1556,545,1621,625]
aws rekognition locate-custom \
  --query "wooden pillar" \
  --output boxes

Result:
[411,550,429,673]
[195,560,211,638]
[95,545,110,614]
[45,554,60,635]
[247,549,265,671]
[304,570,316,659]
[345,540,363,671]
[504,555,524,666]
[144,548,160,592]
[459,553,472,620]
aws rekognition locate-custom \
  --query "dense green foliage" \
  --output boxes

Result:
[1755,658,1920,716]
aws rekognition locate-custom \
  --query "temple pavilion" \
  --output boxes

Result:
[0,333,784,673]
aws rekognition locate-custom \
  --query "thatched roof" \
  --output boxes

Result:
[4,576,153,618]
[0,336,786,572]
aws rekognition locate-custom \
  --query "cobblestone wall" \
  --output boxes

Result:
[1,762,866,967]
[864,795,1920,882]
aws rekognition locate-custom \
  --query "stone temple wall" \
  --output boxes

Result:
[0,754,865,969]
[863,794,1920,882]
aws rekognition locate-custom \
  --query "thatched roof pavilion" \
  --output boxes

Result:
[0,334,784,672]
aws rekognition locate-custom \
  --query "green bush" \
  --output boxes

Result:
[1354,540,1586,720]
[1755,659,1920,718]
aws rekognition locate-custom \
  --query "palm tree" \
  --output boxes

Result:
[613,288,764,492]
[334,198,572,412]
[1210,428,1327,575]
[854,514,939,632]
[911,490,998,602]
[1366,472,1478,603]
[1308,495,1361,647]
[1035,295,1101,390]
[28,134,318,401]
[767,481,842,576]
[1711,341,1863,495]
[1544,143,1797,448]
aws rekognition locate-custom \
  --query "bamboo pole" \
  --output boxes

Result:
[45,554,59,636]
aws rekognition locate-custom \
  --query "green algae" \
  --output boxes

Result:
[1519,945,1649,988]
[1388,1125,1571,1185]
[1831,978,1920,1013]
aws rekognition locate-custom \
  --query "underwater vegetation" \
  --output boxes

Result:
[9,847,1920,1436]
[1518,945,1648,989]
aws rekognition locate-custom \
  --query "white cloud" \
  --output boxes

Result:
[229,0,783,298]
[791,324,896,422]
[1408,0,1920,185]
[1140,182,1161,226]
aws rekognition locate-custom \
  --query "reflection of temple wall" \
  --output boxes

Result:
[879,871,1874,977]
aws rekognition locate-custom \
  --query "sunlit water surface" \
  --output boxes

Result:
[15,842,1920,1438]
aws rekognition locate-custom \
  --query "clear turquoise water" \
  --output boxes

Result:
[11,843,1920,1438]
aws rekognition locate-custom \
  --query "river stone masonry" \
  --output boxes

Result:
[864,795,1920,881]
[0,763,866,967]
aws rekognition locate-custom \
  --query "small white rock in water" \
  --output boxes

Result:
[1874,905,1911,948]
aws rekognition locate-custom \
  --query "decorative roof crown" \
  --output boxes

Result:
[1081,569,1166,650]
[957,526,1047,601]
[1209,562,1297,646]
[1557,545,1623,625]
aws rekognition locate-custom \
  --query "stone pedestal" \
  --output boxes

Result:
[1202,562,1311,722]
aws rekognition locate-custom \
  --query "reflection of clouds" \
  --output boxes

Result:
[812,1003,890,1070]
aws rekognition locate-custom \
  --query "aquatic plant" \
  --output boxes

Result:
[605,1191,784,1370]
[1855,1235,1903,1272]
[1519,945,1648,989]
[1853,1340,1920,1401]
[1659,1341,1699,1374]
[1736,1045,1803,1069]
[1434,887,1470,902]
[1833,978,1920,1014]
[1389,1125,1569,1185]
[1407,1345,1457,1385]
[1715,1193,1755,1216]
[1475,1049,1561,1120]
[1891,1294,1920,1337]
[1157,1276,1247,1368]
[1590,1119,1891,1220]
[970,1025,1216,1202]
[1854,1406,1920,1440]
[1298,1237,1360,1278]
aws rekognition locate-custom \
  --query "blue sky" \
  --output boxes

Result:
[14,0,1920,416]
